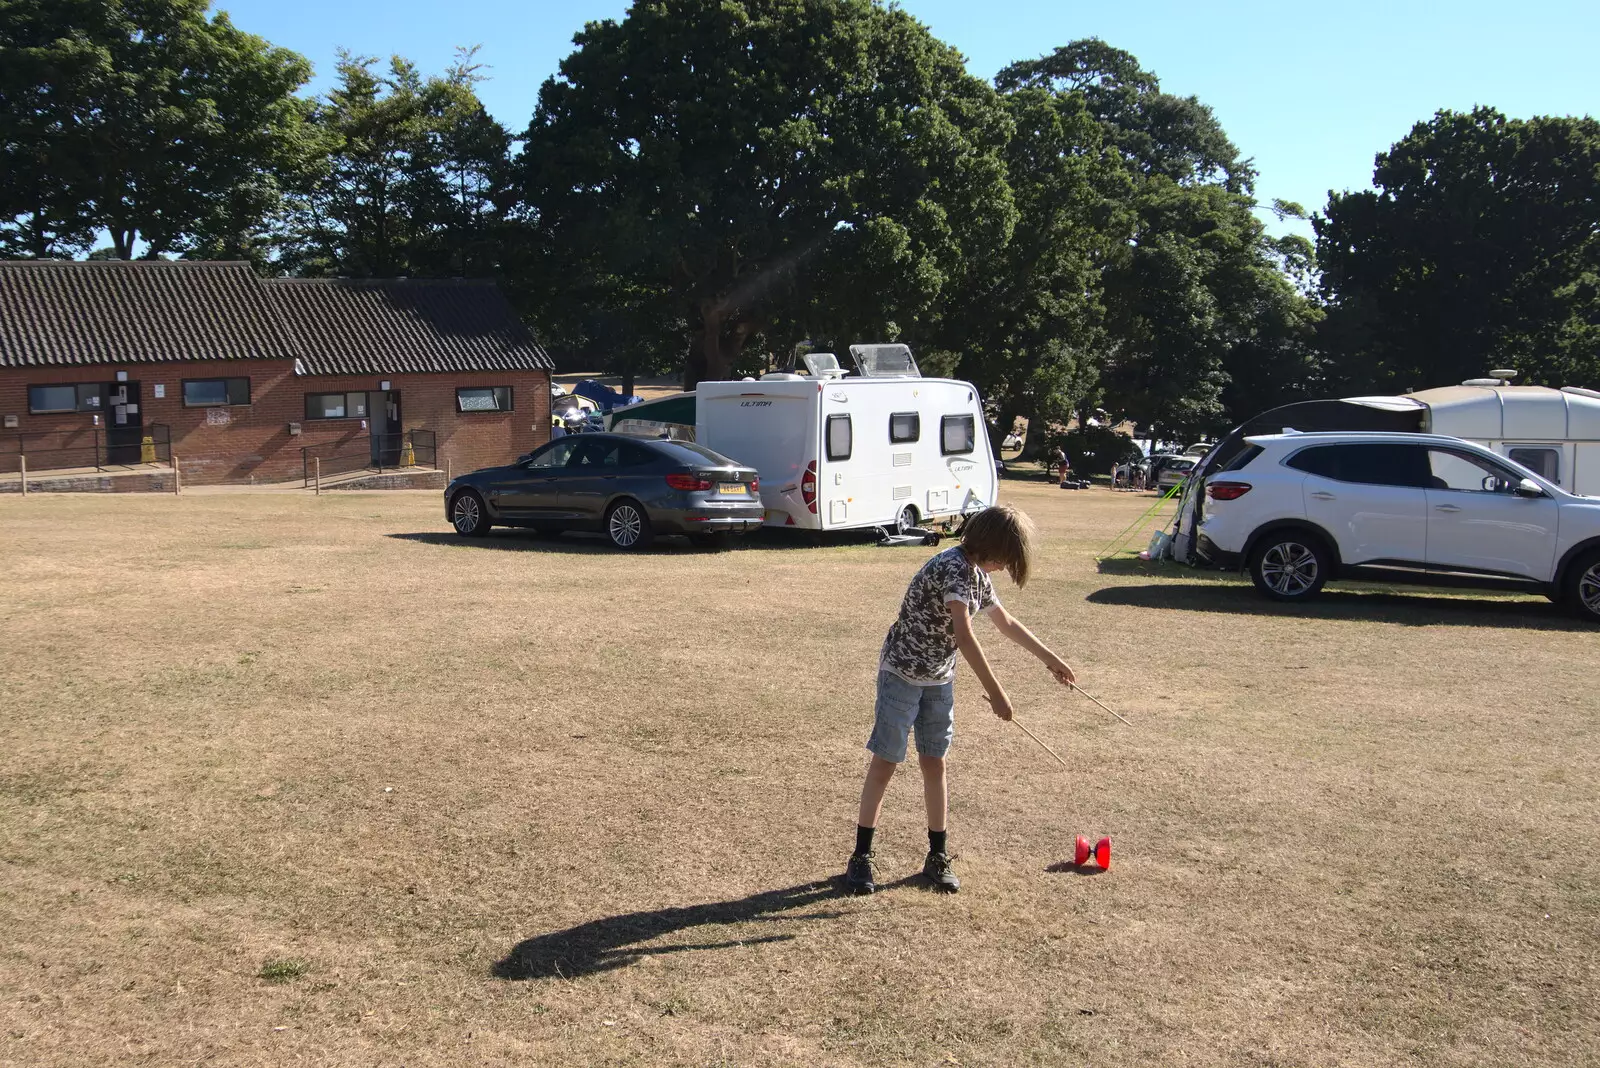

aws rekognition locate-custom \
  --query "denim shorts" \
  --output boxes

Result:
[867,669,956,762]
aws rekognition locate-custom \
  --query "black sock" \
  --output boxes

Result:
[929,829,947,855]
[855,825,876,856]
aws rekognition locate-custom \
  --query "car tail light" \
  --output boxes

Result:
[749,476,759,493]
[665,473,713,491]
[801,461,818,513]
[1207,481,1252,501]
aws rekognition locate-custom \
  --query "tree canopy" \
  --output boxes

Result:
[519,0,1015,387]
[1316,107,1600,392]
[0,0,312,260]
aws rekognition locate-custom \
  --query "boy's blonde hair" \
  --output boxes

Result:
[960,504,1035,587]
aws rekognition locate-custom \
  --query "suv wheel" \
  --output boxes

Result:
[1249,531,1330,602]
[1567,549,1600,623]
[604,499,654,550]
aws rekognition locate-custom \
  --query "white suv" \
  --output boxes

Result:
[1192,431,1600,622]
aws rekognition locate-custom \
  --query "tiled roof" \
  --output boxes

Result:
[263,278,553,376]
[0,261,295,367]
[0,261,553,375]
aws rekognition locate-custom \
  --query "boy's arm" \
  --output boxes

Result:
[987,605,1076,685]
[949,601,1012,720]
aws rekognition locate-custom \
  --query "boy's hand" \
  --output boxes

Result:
[1047,658,1077,686]
[982,692,1015,722]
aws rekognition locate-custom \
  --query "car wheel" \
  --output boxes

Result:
[604,499,654,550]
[1248,531,1330,602]
[1567,548,1600,623]
[895,505,919,535]
[450,490,491,537]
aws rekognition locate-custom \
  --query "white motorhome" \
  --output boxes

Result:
[688,346,998,532]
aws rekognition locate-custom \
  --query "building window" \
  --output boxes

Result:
[941,414,975,455]
[28,383,102,414]
[826,414,853,461]
[889,412,920,443]
[183,377,250,407]
[457,386,513,413]
[305,392,369,420]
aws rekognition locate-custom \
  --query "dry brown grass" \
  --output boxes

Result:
[1,484,1595,1067]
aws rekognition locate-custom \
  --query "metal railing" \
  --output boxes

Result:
[0,423,172,475]
[301,429,437,487]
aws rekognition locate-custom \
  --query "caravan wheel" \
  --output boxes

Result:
[895,505,919,535]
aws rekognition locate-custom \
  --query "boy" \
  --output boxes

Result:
[845,504,1076,895]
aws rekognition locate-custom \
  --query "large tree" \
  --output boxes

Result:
[938,82,1130,454]
[999,40,1321,441]
[0,0,312,260]
[519,0,1014,387]
[1316,107,1600,392]
[280,49,514,279]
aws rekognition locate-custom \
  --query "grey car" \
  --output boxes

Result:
[445,433,764,549]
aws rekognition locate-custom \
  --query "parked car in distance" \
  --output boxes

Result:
[446,434,764,549]
[1193,431,1600,621]
[1155,455,1197,492]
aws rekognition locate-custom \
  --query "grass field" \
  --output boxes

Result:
[1,484,1596,1067]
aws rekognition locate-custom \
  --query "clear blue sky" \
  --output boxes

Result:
[217,0,1599,240]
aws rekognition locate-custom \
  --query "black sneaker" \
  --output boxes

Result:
[844,852,877,895]
[923,851,960,893]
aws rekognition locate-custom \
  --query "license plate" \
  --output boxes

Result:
[717,482,748,496]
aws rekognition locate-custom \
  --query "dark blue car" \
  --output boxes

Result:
[445,433,764,549]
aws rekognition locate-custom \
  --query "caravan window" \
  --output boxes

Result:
[889,412,920,443]
[941,414,975,456]
[1509,447,1560,483]
[827,414,853,461]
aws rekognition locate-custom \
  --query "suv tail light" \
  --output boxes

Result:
[1207,481,1252,501]
[665,473,713,492]
[800,461,818,513]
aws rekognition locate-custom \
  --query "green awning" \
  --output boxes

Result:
[606,391,696,429]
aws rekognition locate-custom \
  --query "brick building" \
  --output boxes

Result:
[0,260,553,484]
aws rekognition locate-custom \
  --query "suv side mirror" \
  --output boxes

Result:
[1515,477,1545,499]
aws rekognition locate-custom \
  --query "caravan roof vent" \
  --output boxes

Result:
[1463,378,1507,387]
[761,372,805,381]
[802,352,847,379]
[848,343,921,379]
[1490,369,1519,380]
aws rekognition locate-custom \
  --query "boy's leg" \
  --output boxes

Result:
[849,671,918,895]
[918,753,947,834]
[913,683,960,892]
[856,755,897,830]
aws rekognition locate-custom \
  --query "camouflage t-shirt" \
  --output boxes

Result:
[879,546,1000,685]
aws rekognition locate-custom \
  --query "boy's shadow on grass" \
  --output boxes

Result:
[492,876,916,980]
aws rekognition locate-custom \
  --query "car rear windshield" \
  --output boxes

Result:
[657,440,743,468]
[1222,445,1263,471]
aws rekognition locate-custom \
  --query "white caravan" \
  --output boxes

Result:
[694,346,999,532]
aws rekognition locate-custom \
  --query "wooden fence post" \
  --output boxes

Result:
[19,455,26,496]
[173,455,181,495]
[315,457,321,496]
[446,458,452,483]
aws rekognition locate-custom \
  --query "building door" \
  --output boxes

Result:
[368,391,401,467]
[106,381,143,465]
